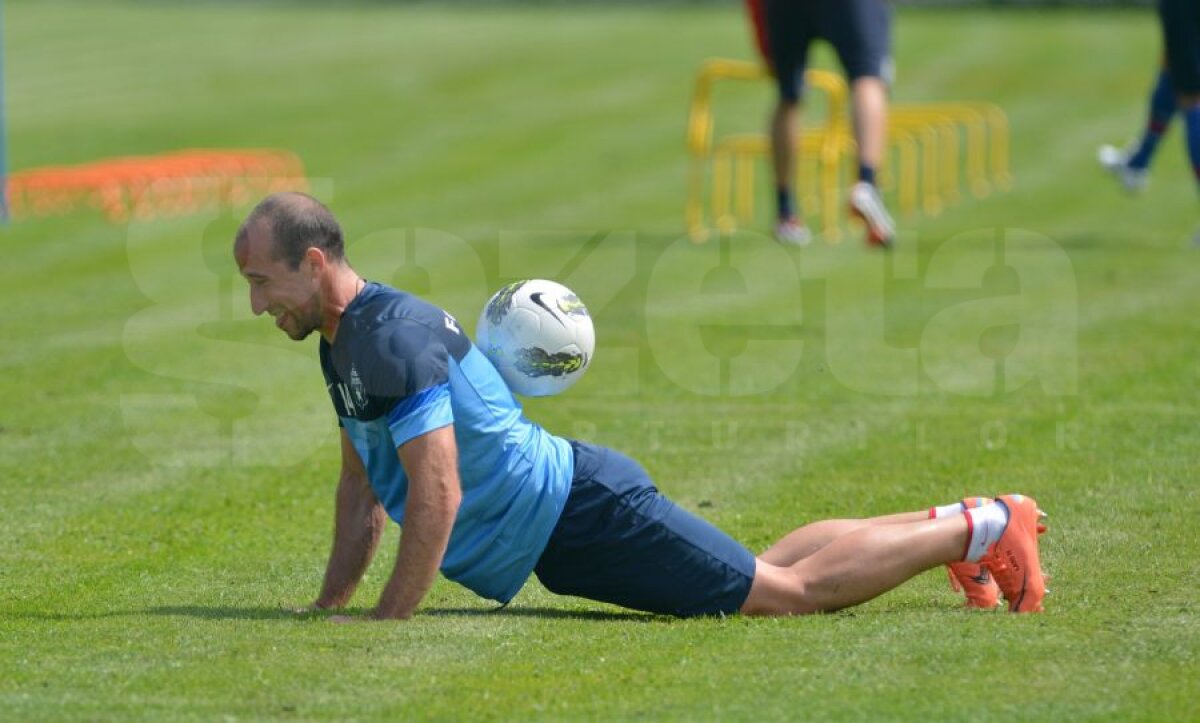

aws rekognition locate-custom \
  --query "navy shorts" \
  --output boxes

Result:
[1160,0,1200,93]
[533,441,757,617]
[766,0,893,102]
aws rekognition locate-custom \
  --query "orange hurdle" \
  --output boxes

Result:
[5,149,308,222]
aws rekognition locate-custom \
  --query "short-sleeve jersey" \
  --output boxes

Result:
[319,282,573,603]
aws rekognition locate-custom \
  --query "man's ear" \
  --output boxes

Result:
[304,246,327,277]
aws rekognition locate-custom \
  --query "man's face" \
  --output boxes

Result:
[234,224,323,341]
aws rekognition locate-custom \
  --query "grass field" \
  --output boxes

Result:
[2,1,1198,720]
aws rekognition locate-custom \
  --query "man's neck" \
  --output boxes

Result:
[320,267,365,342]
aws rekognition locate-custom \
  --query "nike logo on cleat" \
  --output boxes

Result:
[1012,572,1028,611]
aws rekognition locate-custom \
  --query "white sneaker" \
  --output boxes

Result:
[775,219,812,246]
[848,182,896,248]
[1097,143,1148,194]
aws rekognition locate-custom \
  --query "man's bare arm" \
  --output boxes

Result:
[372,424,462,620]
[311,429,387,609]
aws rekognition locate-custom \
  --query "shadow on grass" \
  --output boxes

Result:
[147,604,661,622]
[8,606,299,622]
[12,604,665,623]
[425,606,662,622]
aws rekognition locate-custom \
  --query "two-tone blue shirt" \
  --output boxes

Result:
[319,282,573,603]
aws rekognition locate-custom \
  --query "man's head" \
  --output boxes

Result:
[234,192,345,341]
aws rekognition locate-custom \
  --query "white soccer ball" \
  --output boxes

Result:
[476,279,595,397]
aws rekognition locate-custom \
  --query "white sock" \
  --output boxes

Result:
[930,502,966,519]
[963,502,1010,562]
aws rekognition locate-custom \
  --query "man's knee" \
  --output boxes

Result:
[776,97,800,114]
[740,560,817,616]
[851,75,889,100]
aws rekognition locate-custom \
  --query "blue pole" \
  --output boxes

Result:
[0,0,8,223]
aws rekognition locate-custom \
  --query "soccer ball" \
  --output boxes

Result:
[476,279,595,397]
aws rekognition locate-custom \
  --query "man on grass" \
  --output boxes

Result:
[233,192,1047,620]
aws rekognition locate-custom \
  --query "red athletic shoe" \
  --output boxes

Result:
[945,497,1001,610]
[982,494,1048,613]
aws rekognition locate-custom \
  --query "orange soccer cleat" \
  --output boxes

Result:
[946,497,1001,610]
[982,494,1049,613]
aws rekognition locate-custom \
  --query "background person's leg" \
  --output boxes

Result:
[827,0,896,245]
[765,0,816,244]
[770,98,801,223]
[1158,0,1200,239]
[1180,93,1200,189]
[1129,67,1176,171]
[851,76,888,184]
[1097,64,1172,193]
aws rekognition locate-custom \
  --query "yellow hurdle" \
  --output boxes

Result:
[889,102,1011,198]
[710,130,843,237]
[686,58,849,243]
[685,57,1012,243]
[890,112,960,212]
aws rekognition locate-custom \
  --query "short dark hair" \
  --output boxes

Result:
[236,192,345,269]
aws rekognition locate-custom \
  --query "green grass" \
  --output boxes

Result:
[2,2,1198,720]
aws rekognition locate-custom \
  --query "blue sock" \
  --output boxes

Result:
[1128,70,1176,170]
[858,164,877,186]
[1185,105,1200,187]
[776,187,795,222]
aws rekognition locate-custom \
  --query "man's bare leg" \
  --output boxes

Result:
[741,515,969,615]
[852,76,888,174]
[847,76,897,246]
[769,98,812,245]
[758,510,928,566]
[770,98,800,206]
